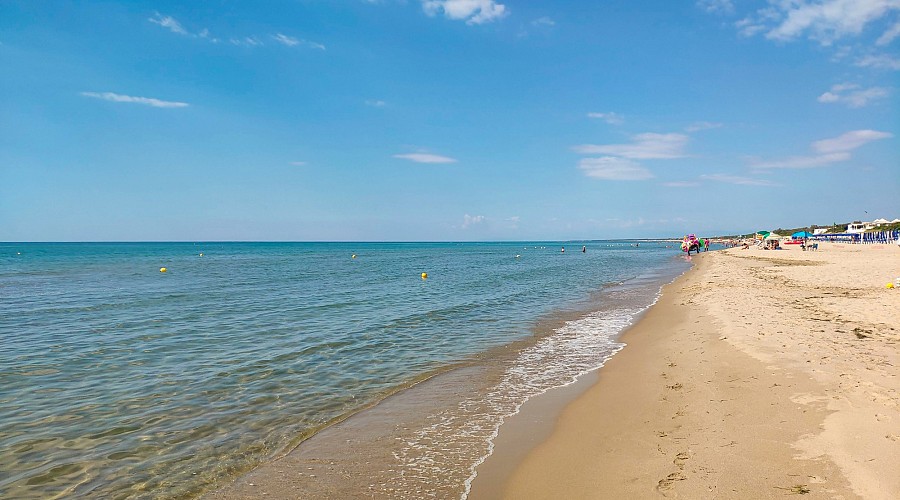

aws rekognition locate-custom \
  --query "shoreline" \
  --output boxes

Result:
[204,259,686,499]
[487,243,899,499]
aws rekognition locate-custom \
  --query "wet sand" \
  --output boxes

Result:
[486,243,899,499]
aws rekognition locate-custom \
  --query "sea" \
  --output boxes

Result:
[0,241,691,499]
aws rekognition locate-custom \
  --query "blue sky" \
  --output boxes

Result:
[1,0,898,241]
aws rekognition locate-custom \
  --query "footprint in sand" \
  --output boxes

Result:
[657,471,687,492]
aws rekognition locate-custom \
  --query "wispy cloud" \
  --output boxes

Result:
[272,33,300,46]
[231,36,263,47]
[817,83,889,107]
[532,16,556,27]
[81,91,189,108]
[812,129,893,153]
[876,21,900,45]
[855,53,900,70]
[573,133,689,159]
[365,99,387,107]
[462,214,485,228]
[697,0,734,15]
[700,174,776,186]
[578,157,654,181]
[150,13,324,50]
[685,121,723,132]
[662,181,701,188]
[750,129,892,169]
[272,34,326,50]
[393,152,458,164]
[149,13,188,35]
[751,152,851,169]
[422,0,508,25]
[735,0,900,46]
[587,112,624,125]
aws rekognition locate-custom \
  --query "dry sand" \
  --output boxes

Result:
[491,243,900,499]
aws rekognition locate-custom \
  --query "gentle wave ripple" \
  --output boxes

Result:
[0,242,684,498]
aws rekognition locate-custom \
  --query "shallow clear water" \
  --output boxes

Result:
[0,241,687,498]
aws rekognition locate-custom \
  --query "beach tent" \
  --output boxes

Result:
[765,233,783,240]
[792,231,812,238]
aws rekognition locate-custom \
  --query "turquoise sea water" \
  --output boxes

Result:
[0,241,689,498]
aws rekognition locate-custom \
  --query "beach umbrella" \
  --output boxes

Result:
[765,233,783,240]
[756,230,771,237]
[792,231,812,238]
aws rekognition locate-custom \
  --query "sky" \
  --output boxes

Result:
[1,0,898,241]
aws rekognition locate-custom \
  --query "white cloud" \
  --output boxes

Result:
[812,129,893,153]
[150,14,323,50]
[855,53,900,69]
[877,21,900,44]
[751,152,851,169]
[273,33,299,46]
[573,133,689,159]
[81,91,189,108]
[532,16,556,27]
[365,99,387,107]
[663,181,701,187]
[462,214,485,228]
[697,0,734,14]
[269,34,326,50]
[736,18,767,37]
[750,129,891,170]
[817,83,889,107]
[700,174,777,186]
[422,0,508,25]
[578,157,654,181]
[587,112,624,125]
[733,0,900,46]
[685,121,723,132]
[764,0,900,45]
[393,153,458,163]
[149,13,188,35]
[231,36,263,47]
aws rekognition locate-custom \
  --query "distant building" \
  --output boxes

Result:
[847,217,898,233]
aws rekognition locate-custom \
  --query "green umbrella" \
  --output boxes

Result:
[756,230,771,237]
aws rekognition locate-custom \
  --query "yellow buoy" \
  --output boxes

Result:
[887,283,895,289]
[421,272,428,279]
[160,267,167,273]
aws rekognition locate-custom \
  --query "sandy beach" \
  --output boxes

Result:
[485,243,900,499]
